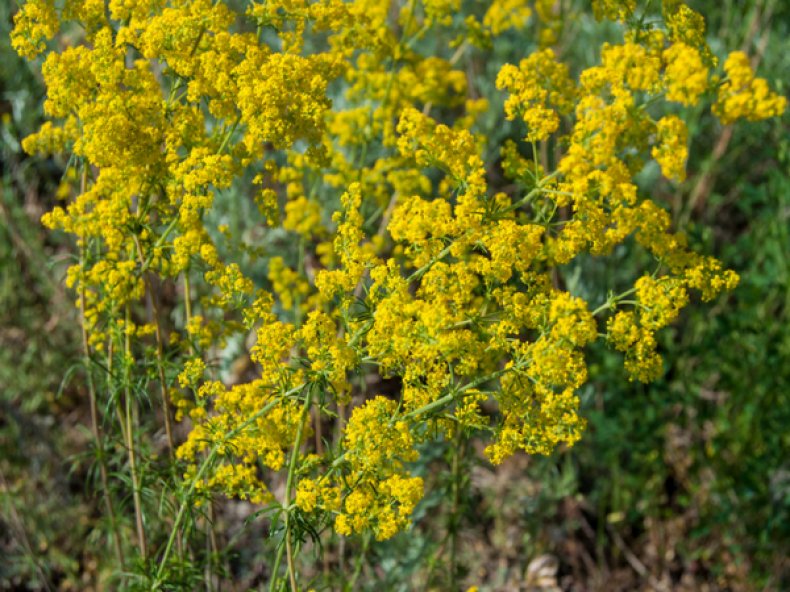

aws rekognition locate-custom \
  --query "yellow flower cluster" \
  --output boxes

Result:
[10,0,59,59]
[497,49,575,142]
[663,42,709,105]
[177,377,305,501]
[714,51,787,124]
[332,397,423,540]
[483,0,532,36]
[652,115,688,182]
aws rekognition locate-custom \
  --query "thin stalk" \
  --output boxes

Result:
[334,398,347,581]
[405,244,453,283]
[139,216,179,274]
[403,392,456,421]
[218,116,241,155]
[345,532,371,592]
[448,432,463,589]
[591,287,638,317]
[183,270,221,587]
[156,390,297,585]
[328,327,371,579]
[124,304,148,558]
[155,446,218,588]
[79,243,124,570]
[318,364,529,490]
[268,538,287,592]
[134,238,186,564]
[184,271,220,588]
[496,171,559,217]
[108,340,131,456]
[184,272,193,329]
[402,363,527,422]
[283,386,315,592]
[315,400,330,581]
[285,532,298,592]
[133,237,176,456]
[352,191,400,300]
[206,505,215,592]
[399,178,559,286]
[154,313,176,453]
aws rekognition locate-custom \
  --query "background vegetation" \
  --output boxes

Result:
[1,0,787,590]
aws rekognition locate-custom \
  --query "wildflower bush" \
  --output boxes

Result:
[8,0,786,588]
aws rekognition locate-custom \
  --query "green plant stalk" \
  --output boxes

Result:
[79,246,125,571]
[402,364,523,422]
[284,386,315,592]
[591,287,638,317]
[153,314,177,452]
[184,271,194,334]
[316,363,530,495]
[405,244,454,283]
[268,536,287,592]
[448,430,462,589]
[77,166,124,569]
[183,269,221,586]
[284,527,298,592]
[124,303,148,559]
[139,216,179,274]
[107,339,130,453]
[267,386,314,592]
[134,240,186,565]
[133,236,176,456]
[154,444,217,588]
[156,386,303,586]
[346,531,371,591]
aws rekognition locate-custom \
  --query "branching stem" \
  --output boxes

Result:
[79,220,124,570]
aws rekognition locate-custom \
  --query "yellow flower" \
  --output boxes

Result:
[714,51,787,124]
[663,42,709,105]
[652,115,688,182]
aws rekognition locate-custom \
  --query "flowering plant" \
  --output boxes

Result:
[12,0,784,587]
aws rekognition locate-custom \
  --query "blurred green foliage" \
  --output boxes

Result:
[0,2,87,588]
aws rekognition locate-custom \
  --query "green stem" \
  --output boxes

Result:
[139,216,179,274]
[155,386,302,586]
[591,287,638,316]
[218,116,241,155]
[155,448,218,588]
[268,539,287,592]
[448,431,463,589]
[400,173,559,287]
[184,272,193,331]
[79,244,125,571]
[403,392,456,420]
[403,363,528,421]
[124,304,148,559]
[133,236,176,458]
[346,531,371,591]
[283,386,315,592]
[405,244,453,283]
